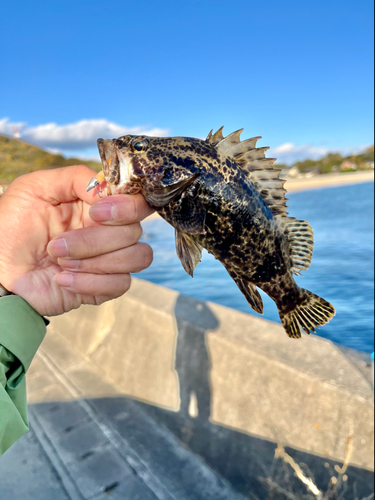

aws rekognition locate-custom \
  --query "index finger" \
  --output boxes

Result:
[28,165,102,206]
[89,194,155,225]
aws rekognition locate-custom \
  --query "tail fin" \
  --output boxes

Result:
[279,289,335,338]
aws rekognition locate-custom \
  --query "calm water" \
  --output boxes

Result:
[140,182,374,353]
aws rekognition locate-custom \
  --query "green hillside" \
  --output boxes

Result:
[0,135,101,182]
[277,145,374,174]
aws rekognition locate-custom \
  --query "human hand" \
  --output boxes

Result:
[0,165,154,317]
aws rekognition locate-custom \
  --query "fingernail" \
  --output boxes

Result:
[54,272,74,287]
[58,259,80,269]
[89,203,116,222]
[48,238,69,258]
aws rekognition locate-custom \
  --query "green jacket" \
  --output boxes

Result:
[0,296,47,455]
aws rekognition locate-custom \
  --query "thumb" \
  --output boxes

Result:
[23,165,102,206]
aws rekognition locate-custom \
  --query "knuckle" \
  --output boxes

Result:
[124,222,143,243]
[124,273,132,292]
[127,243,153,273]
[131,197,139,222]
[115,274,131,297]
[139,242,153,269]
[71,164,95,177]
[111,274,131,299]
[92,259,107,274]
[80,231,99,256]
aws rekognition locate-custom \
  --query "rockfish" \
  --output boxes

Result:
[91,127,335,338]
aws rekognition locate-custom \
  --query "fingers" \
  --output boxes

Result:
[57,242,153,274]
[47,224,143,260]
[46,188,155,302]
[53,272,132,298]
[20,165,101,206]
[89,194,154,225]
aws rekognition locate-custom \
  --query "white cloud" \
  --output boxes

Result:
[1,118,370,164]
[0,118,169,155]
[269,142,369,165]
[0,118,25,137]
[270,143,329,164]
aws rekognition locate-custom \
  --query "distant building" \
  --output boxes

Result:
[287,166,299,177]
[340,160,357,171]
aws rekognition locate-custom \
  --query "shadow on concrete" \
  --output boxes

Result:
[167,294,374,497]
[22,396,374,500]
[134,397,374,499]
[174,294,219,421]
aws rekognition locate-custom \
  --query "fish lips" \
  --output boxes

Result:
[97,138,141,194]
[97,138,119,184]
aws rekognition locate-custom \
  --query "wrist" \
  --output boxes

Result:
[0,285,49,325]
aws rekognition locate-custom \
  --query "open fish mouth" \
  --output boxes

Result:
[97,138,114,165]
[96,138,141,195]
[97,138,120,185]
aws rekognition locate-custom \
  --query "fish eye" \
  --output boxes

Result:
[131,138,150,153]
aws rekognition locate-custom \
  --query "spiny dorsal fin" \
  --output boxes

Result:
[207,127,288,219]
[283,218,314,275]
[206,126,224,146]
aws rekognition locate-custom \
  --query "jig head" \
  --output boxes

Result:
[86,172,105,197]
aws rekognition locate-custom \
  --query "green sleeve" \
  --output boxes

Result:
[0,296,47,455]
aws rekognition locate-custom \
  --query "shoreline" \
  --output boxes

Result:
[144,170,374,221]
[284,170,374,192]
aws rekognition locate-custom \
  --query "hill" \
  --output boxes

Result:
[0,135,101,182]
[277,145,374,175]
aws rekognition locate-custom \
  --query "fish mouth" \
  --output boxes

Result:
[97,138,115,168]
[97,138,141,195]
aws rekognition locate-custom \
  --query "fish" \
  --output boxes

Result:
[91,127,335,338]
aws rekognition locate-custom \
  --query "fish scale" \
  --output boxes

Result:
[92,128,335,338]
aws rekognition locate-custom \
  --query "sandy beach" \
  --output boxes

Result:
[144,170,374,221]
[284,170,374,192]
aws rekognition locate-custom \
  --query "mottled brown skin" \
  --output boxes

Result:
[97,132,335,337]
[158,142,304,316]
[99,134,303,317]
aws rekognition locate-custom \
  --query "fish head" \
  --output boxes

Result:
[97,135,209,207]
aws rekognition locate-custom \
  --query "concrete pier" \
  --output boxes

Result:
[0,278,373,499]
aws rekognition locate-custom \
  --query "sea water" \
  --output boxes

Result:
[140,182,374,353]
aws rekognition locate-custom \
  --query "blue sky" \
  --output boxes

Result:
[1,0,373,164]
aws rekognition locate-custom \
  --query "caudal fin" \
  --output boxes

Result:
[279,289,335,338]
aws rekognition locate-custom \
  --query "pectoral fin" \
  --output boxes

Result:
[144,173,199,208]
[175,230,203,277]
[170,194,206,234]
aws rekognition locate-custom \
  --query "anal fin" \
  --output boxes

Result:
[227,269,264,314]
[175,230,203,277]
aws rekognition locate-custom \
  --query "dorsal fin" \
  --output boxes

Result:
[206,127,288,219]
[206,126,224,146]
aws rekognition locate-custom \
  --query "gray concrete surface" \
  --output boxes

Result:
[45,278,374,470]
[1,342,250,500]
[0,278,374,499]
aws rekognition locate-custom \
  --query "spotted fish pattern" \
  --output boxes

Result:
[96,128,335,338]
